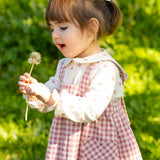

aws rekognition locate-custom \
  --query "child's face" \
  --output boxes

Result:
[49,21,95,58]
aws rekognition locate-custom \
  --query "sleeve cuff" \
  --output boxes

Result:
[23,89,59,112]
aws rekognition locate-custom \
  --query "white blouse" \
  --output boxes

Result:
[25,49,127,122]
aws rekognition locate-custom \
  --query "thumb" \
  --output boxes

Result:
[24,73,38,84]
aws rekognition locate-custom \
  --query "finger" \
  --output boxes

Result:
[24,73,31,83]
[18,81,28,87]
[24,73,30,77]
[25,86,36,95]
[19,75,29,83]
[19,74,32,84]
[24,73,38,84]
[19,87,27,95]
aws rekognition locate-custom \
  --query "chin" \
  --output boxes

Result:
[62,54,73,58]
[62,52,76,58]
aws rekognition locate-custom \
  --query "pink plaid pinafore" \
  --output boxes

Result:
[45,60,142,160]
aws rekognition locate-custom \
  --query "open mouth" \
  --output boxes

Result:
[57,43,66,50]
[60,44,65,48]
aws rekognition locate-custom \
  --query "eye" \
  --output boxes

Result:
[60,27,68,30]
[50,28,54,32]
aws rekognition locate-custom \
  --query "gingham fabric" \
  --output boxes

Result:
[61,63,98,97]
[45,60,142,160]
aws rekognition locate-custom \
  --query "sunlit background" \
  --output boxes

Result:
[0,0,160,159]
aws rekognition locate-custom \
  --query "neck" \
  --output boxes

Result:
[76,42,102,58]
[86,42,102,57]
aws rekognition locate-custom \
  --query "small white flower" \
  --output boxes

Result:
[28,51,41,65]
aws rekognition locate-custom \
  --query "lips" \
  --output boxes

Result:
[56,43,66,51]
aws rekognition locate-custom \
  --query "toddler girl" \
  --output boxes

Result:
[18,0,142,159]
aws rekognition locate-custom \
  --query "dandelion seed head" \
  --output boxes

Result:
[28,51,41,65]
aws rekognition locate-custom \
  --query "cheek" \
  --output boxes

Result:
[67,38,79,49]
[51,34,55,43]
[67,27,82,41]
[68,32,82,44]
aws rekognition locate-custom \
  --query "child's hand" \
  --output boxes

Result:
[25,83,51,104]
[18,73,52,104]
[18,73,38,95]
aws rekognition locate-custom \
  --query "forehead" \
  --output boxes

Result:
[46,1,71,22]
[46,0,84,27]
[46,0,90,31]
[49,21,69,27]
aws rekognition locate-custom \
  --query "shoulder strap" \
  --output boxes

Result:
[58,59,67,83]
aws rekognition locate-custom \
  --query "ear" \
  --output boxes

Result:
[88,18,99,36]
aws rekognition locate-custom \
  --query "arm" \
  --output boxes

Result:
[54,61,123,122]
[18,60,62,112]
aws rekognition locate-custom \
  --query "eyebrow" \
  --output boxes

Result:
[49,20,67,25]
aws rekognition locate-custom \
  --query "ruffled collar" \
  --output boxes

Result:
[63,49,127,76]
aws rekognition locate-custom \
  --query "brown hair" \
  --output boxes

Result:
[45,0,122,38]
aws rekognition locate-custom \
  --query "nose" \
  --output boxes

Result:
[52,29,60,40]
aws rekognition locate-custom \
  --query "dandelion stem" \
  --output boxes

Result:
[29,62,35,75]
[25,62,35,121]
[25,103,29,121]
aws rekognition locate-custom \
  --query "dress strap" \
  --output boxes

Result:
[58,59,66,83]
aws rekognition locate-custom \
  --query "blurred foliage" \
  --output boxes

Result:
[0,0,160,159]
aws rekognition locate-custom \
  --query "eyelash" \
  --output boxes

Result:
[50,26,67,32]
[60,27,68,30]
